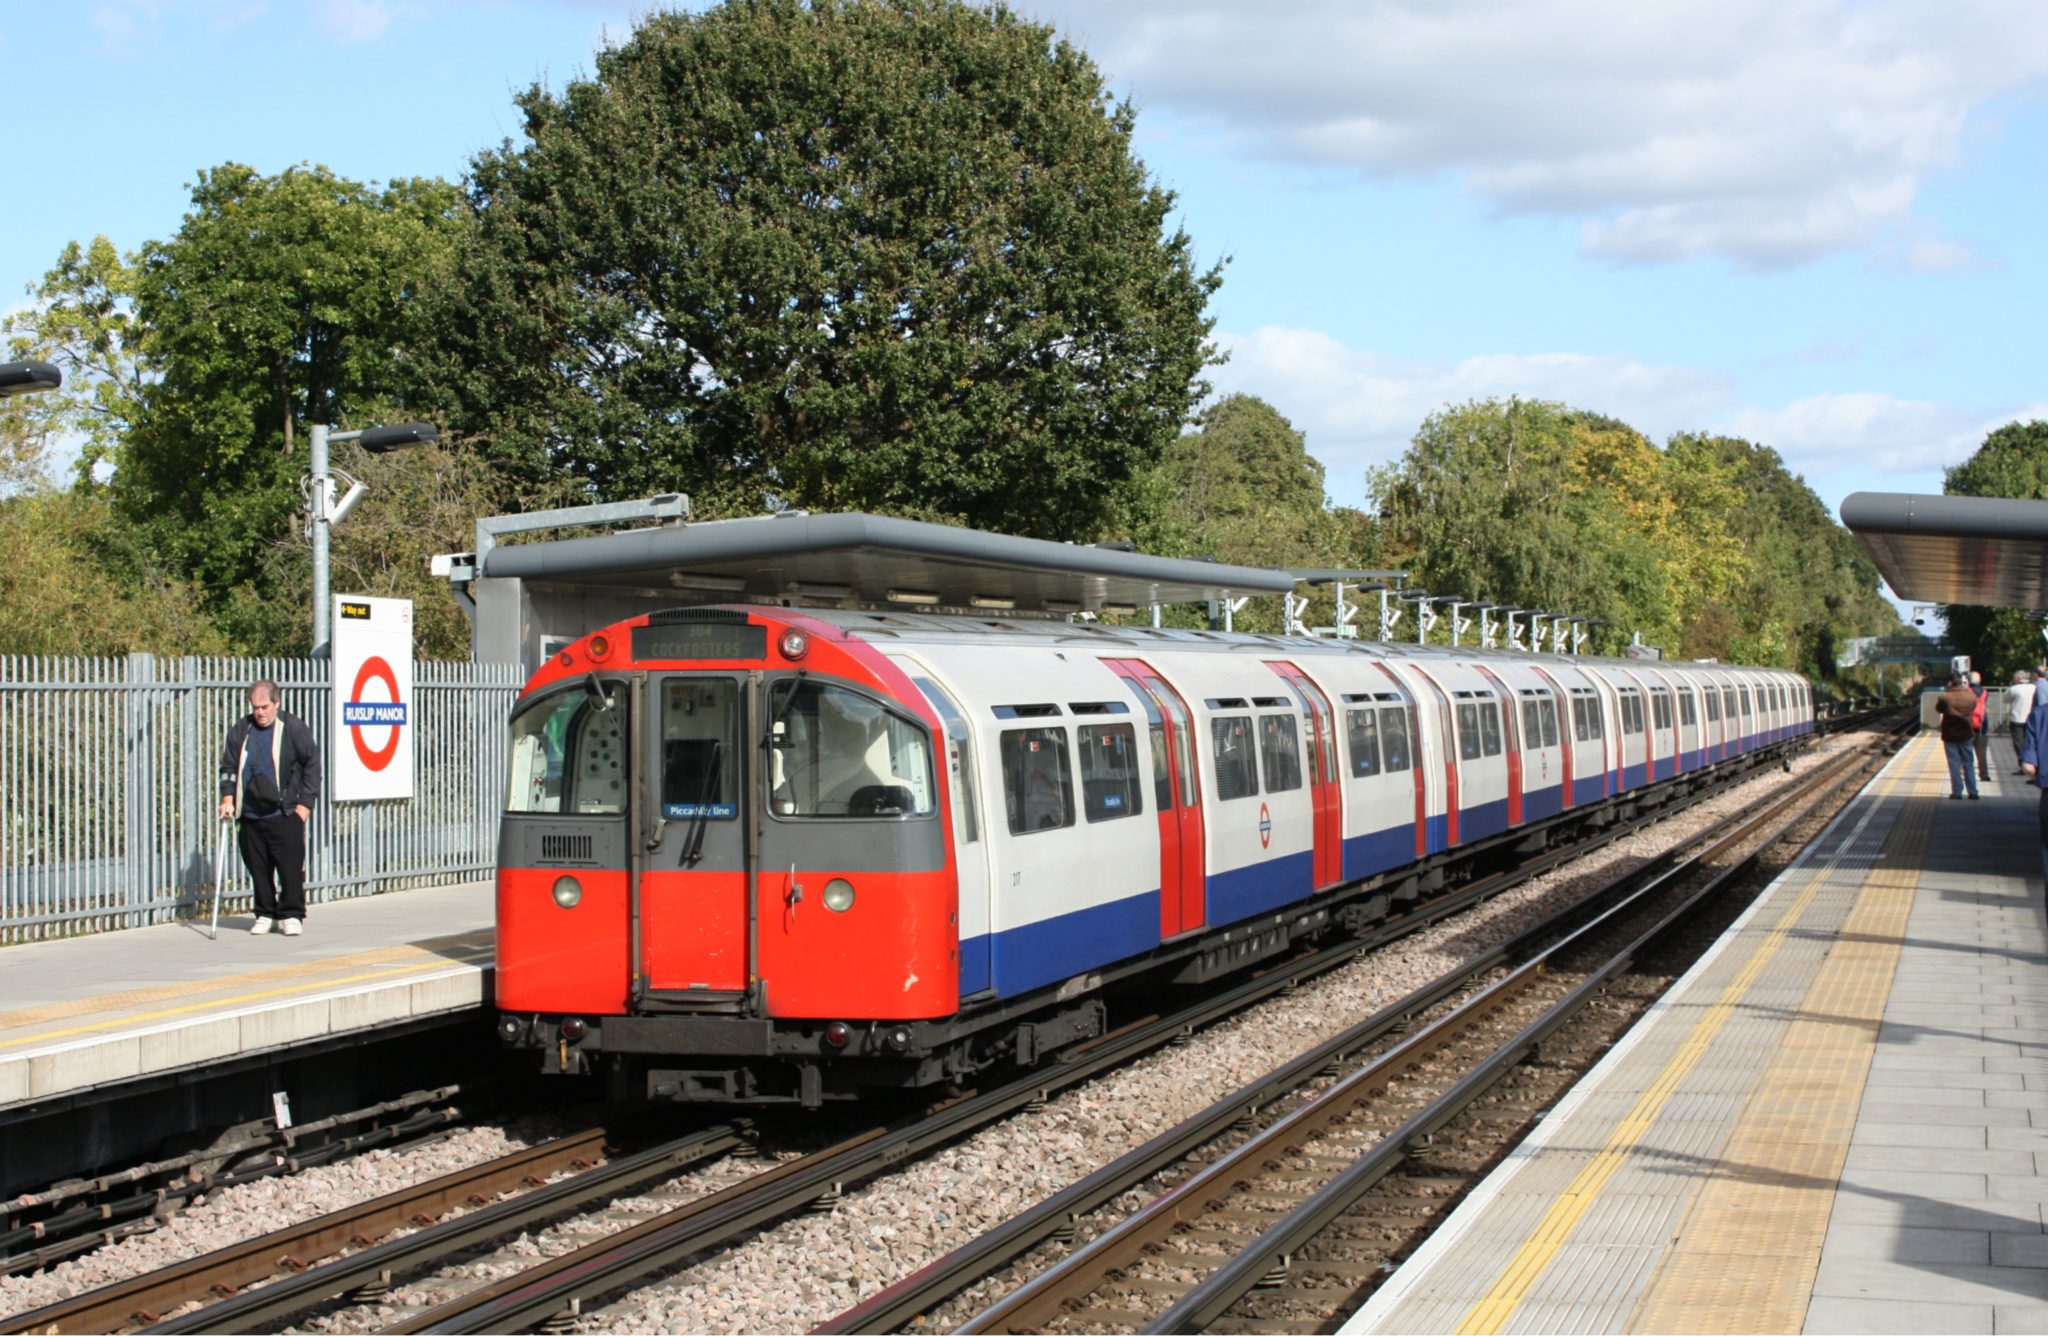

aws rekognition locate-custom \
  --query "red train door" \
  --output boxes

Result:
[1472,665,1524,826]
[1266,662,1344,889]
[1104,659,1207,937]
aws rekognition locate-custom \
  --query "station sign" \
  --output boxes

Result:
[332,595,415,802]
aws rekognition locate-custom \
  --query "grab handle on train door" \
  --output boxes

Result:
[785,863,802,922]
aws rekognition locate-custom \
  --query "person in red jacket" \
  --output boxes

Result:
[1936,675,1981,800]
[1971,670,1993,782]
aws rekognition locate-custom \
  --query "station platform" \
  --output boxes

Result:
[0,882,493,1115]
[1349,731,2048,1334]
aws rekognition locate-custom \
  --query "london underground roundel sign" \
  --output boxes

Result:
[331,596,415,801]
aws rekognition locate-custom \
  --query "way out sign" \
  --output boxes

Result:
[332,596,415,802]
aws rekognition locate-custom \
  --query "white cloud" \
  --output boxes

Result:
[315,0,392,43]
[1029,0,2048,269]
[1209,323,2041,507]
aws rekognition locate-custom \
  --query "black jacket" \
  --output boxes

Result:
[219,710,323,815]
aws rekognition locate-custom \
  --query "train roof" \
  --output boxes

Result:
[478,510,1298,614]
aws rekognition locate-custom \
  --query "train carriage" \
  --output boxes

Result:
[470,512,1816,1106]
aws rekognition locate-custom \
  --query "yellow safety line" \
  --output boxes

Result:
[0,948,493,1052]
[1452,750,1919,1334]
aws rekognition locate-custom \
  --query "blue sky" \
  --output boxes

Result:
[5,0,2045,617]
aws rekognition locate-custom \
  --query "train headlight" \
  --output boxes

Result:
[780,629,811,660]
[552,875,584,909]
[823,878,855,912]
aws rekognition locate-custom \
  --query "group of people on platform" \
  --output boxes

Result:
[1939,664,2048,885]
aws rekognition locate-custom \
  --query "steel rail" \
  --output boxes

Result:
[818,730,1897,1333]
[1145,738,1887,1333]
[947,729,1892,1334]
[135,1123,750,1335]
[1,1127,615,1336]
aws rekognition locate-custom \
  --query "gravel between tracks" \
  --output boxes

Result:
[0,733,1864,1332]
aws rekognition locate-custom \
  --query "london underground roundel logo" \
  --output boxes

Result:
[343,655,407,771]
[1258,802,1273,849]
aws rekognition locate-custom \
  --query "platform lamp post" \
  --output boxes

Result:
[308,420,439,658]
[0,360,62,397]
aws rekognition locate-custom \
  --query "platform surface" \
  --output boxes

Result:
[0,881,493,1111]
[1349,731,2048,1335]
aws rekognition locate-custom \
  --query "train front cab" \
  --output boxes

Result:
[495,610,964,1102]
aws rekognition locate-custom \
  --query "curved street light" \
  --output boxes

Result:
[0,360,61,397]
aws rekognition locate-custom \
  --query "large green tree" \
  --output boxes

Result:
[1,237,150,493]
[1940,420,2048,678]
[422,0,1222,537]
[116,163,468,639]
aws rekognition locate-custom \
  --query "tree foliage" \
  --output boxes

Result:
[1940,420,2048,678]
[1369,399,1902,678]
[0,237,150,492]
[118,164,469,601]
[420,0,1222,537]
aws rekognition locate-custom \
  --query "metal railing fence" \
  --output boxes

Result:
[1,655,523,944]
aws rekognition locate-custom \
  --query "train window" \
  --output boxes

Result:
[1541,699,1559,748]
[1570,696,1588,742]
[1521,699,1542,747]
[1212,716,1259,800]
[1260,714,1304,792]
[1000,728,1074,833]
[1380,709,1412,772]
[1740,687,1752,716]
[660,679,741,819]
[912,677,979,844]
[1705,688,1720,722]
[1680,691,1697,726]
[507,682,629,816]
[1456,703,1481,761]
[1125,684,1173,812]
[1480,702,1502,756]
[1651,691,1671,730]
[1347,708,1381,777]
[1723,687,1737,718]
[771,682,935,818]
[1078,724,1142,822]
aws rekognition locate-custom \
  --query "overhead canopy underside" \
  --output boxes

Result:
[479,510,1300,614]
[1842,492,2048,609]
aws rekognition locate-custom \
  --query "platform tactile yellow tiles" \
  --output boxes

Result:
[1350,735,1955,1335]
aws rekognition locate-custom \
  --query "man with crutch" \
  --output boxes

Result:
[217,680,322,936]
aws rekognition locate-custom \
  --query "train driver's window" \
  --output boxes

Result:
[1379,708,1412,772]
[1259,713,1303,792]
[506,683,628,815]
[771,682,934,818]
[1000,728,1074,833]
[1211,715,1259,800]
[661,678,740,820]
[1348,708,1381,778]
[1078,723,1142,822]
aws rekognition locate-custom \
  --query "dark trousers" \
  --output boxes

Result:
[240,815,307,921]
[1975,727,1991,779]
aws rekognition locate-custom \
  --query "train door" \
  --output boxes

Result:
[1527,665,1575,812]
[1103,659,1207,937]
[637,674,751,999]
[1471,665,1525,827]
[1368,666,1429,858]
[1402,663,1460,850]
[895,661,992,997]
[1266,662,1344,889]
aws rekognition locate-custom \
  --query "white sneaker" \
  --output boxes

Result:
[249,917,275,935]
[280,919,302,937]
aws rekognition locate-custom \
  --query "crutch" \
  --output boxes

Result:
[209,818,232,940]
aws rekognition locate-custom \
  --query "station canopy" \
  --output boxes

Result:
[1841,492,2048,610]
[477,510,1299,615]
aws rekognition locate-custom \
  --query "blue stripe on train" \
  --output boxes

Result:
[963,887,1161,1000]
[1523,783,1563,822]
[1208,849,1316,926]
[1461,796,1510,842]
[1344,823,1416,883]
[1573,775,1607,806]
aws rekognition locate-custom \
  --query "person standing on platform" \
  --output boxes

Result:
[1971,670,1993,782]
[217,680,322,936]
[1937,673,1981,800]
[2020,692,2048,890]
[2010,671,2036,774]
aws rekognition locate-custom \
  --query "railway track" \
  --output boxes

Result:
[3,725,1896,1335]
[822,715,1907,1333]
